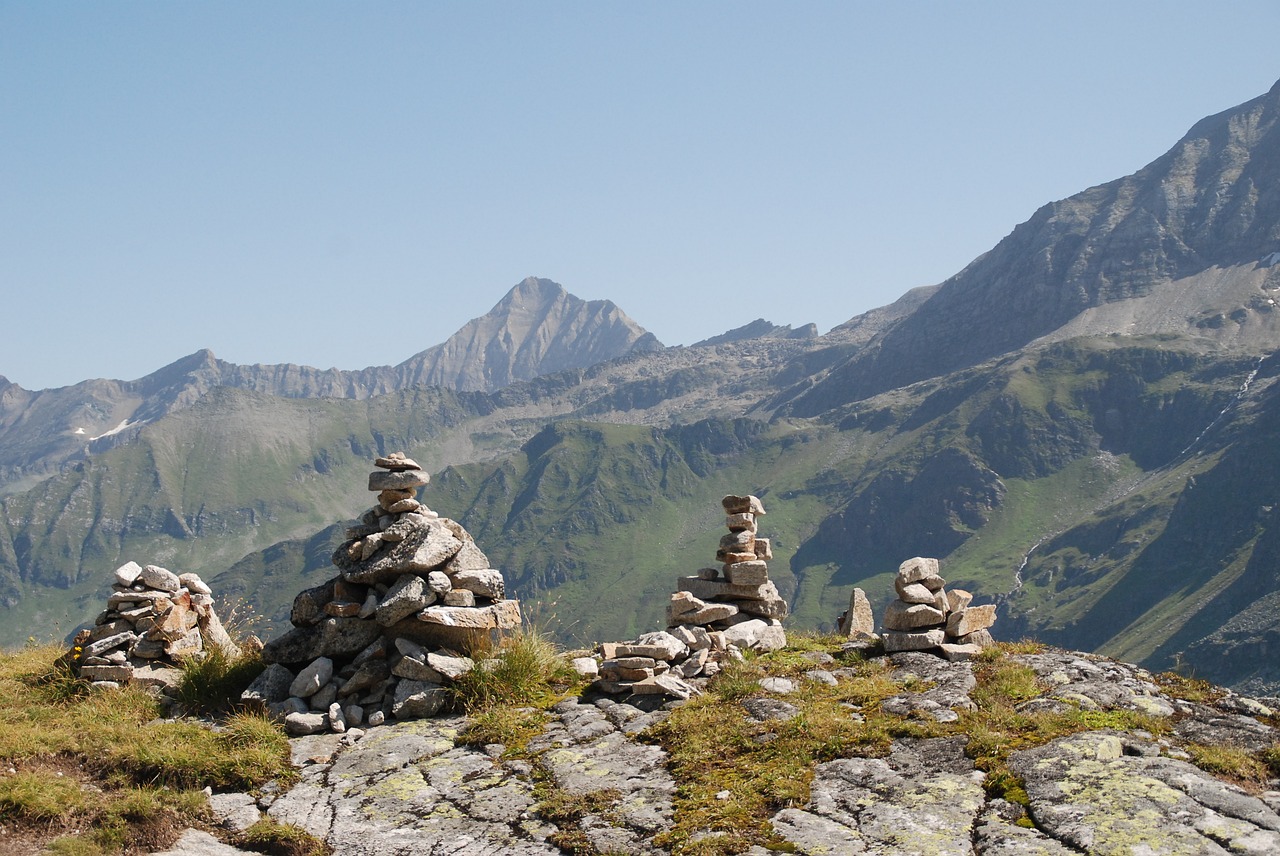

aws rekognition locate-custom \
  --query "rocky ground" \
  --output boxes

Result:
[160,647,1280,855]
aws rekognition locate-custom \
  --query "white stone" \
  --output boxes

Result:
[114,561,144,587]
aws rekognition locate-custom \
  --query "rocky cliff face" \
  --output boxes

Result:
[779,79,1280,415]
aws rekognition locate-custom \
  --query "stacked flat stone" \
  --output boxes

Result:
[590,494,789,702]
[671,494,788,647]
[77,561,239,694]
[881,557,996,661]
[251,453,522,734]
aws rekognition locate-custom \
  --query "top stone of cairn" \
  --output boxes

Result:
[368,453,429,491]
[375,452,422,471]
[722,495,766,516]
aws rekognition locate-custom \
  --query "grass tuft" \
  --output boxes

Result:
[451,628,583,713]
[237,817,333,856]
[174,644,267,715]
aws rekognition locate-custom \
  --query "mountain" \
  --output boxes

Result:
[775,79,1280,417]
[392,276,663,391]
[6,82,1280,696]
[0,278,659,493]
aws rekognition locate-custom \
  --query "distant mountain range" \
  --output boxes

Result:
[3,80,1280,693]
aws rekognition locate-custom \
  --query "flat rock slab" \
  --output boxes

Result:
[269,717,561,855]
[770,737,985,855]
[1011,731,1280,854]
[530,698,675,853]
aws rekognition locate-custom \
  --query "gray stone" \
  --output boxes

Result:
[375,573,432,626]
[883,628,946,652]
[337,658,390,696]
[442,589,475,607]
[883,600,946,630]
[84,631,137,658]
[79,664,134,682]
[284,711,328,736]
[141,564,182,592]
[367,469,429,491]
[113,561,144,587]
[307,682,337,712]
[208,791,262,832]
[450,567,505,600]
[427,651,475,680]
[897,556,941,583]
[947,588,974,612]
[290,578,337,627]
[722,618,769,649]
[894,579,937,604]
[241,663,295,705]
[149,829,258,856]
[946,604,997,636]
[616,630,689,661]
[758,676,795,694]
[839,587,876,637]
[312,617,383,659]
[392,654,444,682]
[683,602,739,624]
[417,599,522,630]
[289,657,334,699]
[723,560,769,585]
[179,572,212,595]
[669,624,712,650]
[391,679,449,719]
[722,494,766,515]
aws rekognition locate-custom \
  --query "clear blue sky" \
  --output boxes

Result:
[3,2,1277,390]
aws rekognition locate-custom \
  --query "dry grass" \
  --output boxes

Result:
[0,643,295,854]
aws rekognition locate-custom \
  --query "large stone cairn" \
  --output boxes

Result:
[75,562,240,695]
[589,494,788,702]
[881,556,996,661]
[249,453,521,734]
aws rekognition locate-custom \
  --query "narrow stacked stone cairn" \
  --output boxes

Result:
[248,452,521,735]
[75,562,240,697]
[590,494,788,702]
[881,557,996,660]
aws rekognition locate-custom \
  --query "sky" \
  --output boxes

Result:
[3,3,1278,391]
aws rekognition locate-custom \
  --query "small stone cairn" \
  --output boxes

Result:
[881,557,996,660]
[74,562,240,695]
[589,494,788,702]
[247,453,521,734]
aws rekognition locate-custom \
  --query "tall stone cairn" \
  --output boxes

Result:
[252,453,521,733]
[76,562,240,697]
[590,494,790,702]
[881,556,996,661]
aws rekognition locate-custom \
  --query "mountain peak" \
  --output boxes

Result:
[396,278,663,392]
[505,276,567,302]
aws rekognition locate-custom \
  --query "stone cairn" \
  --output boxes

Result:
[74,562,240,696]
[880,556,996,661]
[588,494,788,702]
[245,453,521,735]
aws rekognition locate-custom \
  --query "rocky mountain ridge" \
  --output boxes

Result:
[0,277,661,491]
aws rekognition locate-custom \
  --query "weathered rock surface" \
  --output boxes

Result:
[175,646,1280,856]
